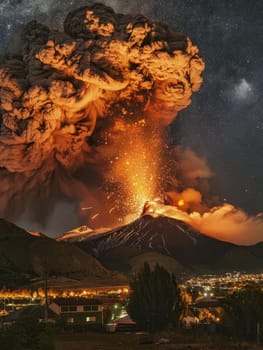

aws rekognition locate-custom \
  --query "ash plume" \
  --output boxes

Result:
[146,201,263,246]
[188,204,263,245]
[0,3,205,227]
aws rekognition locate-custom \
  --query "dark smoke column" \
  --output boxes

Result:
[0,3,205,221]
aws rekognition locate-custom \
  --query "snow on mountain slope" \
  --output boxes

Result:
[57,225,110,242]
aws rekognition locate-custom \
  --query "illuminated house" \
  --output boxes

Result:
[49,298,103,326]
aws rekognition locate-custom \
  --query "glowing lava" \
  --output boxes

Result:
[142,200,190,222]
[177,199,185,207]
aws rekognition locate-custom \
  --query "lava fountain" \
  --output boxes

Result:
[105,120,163,221]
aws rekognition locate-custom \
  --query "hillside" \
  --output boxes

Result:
[0,219,126,288]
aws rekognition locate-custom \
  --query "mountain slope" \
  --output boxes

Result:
[57,225,110,243]
[0,219,126,288]
[69,215,263,273]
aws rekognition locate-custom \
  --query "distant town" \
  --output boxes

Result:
[182,271,263,296]
[1,271,263,319]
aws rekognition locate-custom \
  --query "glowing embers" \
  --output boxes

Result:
[139,195,194,224]
[0,3,205,221]
[106,124,161,220]
[177,199,185,207]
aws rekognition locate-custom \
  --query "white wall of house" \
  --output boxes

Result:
[48,302,103,315]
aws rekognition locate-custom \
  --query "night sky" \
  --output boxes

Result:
[0,0,262,235]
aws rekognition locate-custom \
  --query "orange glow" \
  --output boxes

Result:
[177,199,185,207]
[0,3,205,221]
[141,199,263,246]
[0,286,130,304]
[107,124,161,219]
[91,213,100,220]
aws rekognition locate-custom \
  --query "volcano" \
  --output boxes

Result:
[59,215,263,274]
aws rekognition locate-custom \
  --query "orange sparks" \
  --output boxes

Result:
[91,213,99,220]
[107,124,161,218]
[0,3,205,224]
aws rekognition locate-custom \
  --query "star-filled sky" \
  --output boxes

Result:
[0,0,262,236]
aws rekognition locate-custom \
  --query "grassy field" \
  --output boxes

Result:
[55,331,263,350]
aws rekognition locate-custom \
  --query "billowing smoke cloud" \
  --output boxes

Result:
[161,146,217,213]
[142,144,263,245]
[172,147,213,186]
[0,3,204,228]
[165,188,205,212]
[188,204,263,245]
[144,201,263,245]
[164,146,214,195]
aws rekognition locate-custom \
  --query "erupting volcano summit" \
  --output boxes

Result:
[0,3,204,226]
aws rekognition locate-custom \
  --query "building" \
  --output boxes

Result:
[1,305,57,327]
[49,298,103,327]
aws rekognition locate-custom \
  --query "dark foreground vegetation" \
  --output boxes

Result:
[0,316,56,350]
[2,321,263,350]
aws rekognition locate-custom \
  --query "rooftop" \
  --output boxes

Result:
[51,297,102,306]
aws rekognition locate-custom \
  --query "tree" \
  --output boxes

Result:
[224,284,263,343]
[0,315,55,350]
[127,262,183,332]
